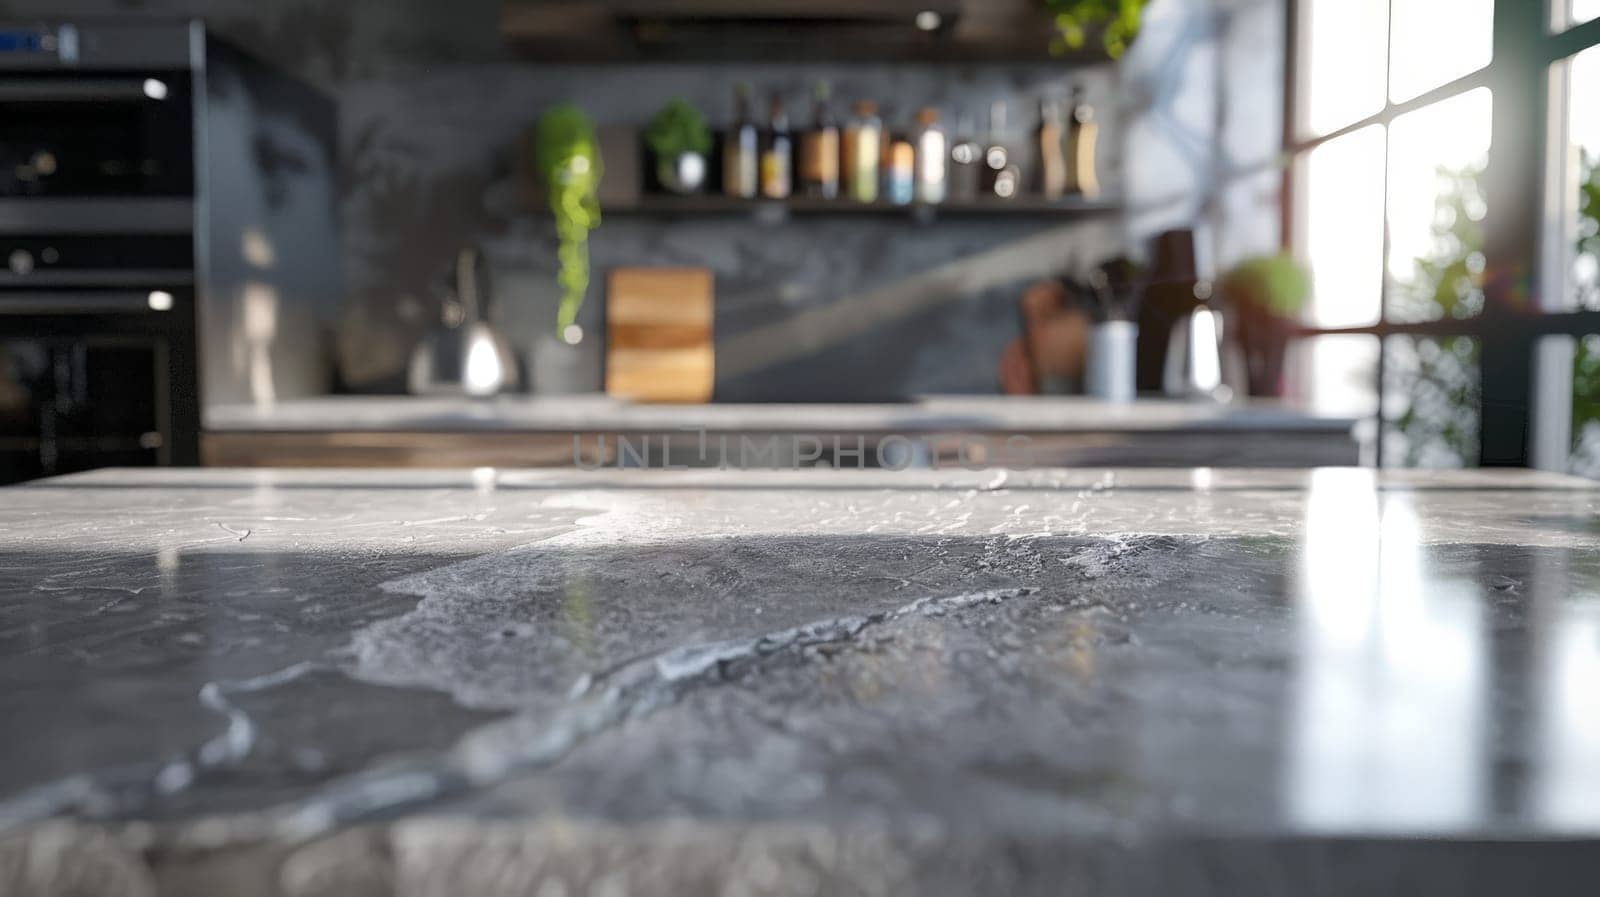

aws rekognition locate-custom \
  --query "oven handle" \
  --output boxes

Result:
[0,78,167,102]
[0,270,193,288]
[0,291,175,314]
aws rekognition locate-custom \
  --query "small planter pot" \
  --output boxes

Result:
[1231,304,1294,398]
[656,151,707,195]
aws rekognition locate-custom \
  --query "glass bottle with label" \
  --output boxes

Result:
[913,106,947,205]
[1065,86,1101,199]
[842,100,882,203]
[948,113,980,203]
[982,100,1014,199]
[722,83,758,199]
[1037,96,1066,200]
[760,93,792,199]
[799,81,840,199]
[886,133,915,205]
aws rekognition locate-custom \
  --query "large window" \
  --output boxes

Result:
[1552,38,1600,473]
[1288,0,1600,470]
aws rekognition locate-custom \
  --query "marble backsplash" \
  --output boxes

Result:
[7,0,1285,399]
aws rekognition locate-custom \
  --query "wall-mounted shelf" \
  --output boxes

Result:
[606,194,1120,221]
[499,0,1114,64]
[501,128,1119,226]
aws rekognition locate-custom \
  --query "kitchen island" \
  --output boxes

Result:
[3,466,1599,895]
[202,395,1363,468]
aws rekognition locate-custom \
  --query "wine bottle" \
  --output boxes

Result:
[760,93,792,199]
[982,100,1011,199]
[842,100,882,203]
[723,83,758,199]
[913,107,947,205]
[799,81,840,199]
[1065,86,1101,199]
[948,113,980,203]
[1037,96,1066,200]
[886,133,914,206]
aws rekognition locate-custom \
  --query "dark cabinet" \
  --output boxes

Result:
[499,0,1085,62]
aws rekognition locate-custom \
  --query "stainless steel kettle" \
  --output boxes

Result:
[407,247,519,397]
[1162,283,1231,401]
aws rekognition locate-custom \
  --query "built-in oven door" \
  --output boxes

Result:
[0,233,193,311]
[0,233,194,482]
[0,337,165,482]
[0,70,192,197]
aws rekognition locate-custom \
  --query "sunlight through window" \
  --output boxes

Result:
[1570,0,1600,28]
[1385,87,1493,322]
[1301,0,1389,137]
[1558,46,1600,312]
[1388,0,1494,103]
[1303,126,1386,327]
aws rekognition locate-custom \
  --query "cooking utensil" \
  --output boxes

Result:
[1161,282,1230,401]
[407,247,519,397]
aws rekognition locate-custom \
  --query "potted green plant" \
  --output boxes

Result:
[1042,0,1149,58]
[644,98,712,194]
[1218,252,1311,397]
[532,104,602,349]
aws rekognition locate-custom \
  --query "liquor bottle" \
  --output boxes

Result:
[1065,86,1101,199]
[948,113,980,203]
[1037,96,1066,200]
[982,100,1011,199]
[760,93,792,199]
[886,133,914,205]
[842,99,882,203]
[799,81,840,199]
[913,106,947,205]
[723,83,758,199]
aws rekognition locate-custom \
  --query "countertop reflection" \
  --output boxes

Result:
[3,466,1600,892]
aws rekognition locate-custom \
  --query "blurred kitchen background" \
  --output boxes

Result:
[3,0,1598,480]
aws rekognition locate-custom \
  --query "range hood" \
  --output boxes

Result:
[501,0,1079,62]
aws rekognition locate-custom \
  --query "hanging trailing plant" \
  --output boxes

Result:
[532,104,602,344]
[1042,0,1148,58]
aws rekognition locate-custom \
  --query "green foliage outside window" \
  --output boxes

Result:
[1401,152,1600,473]
[1567,151,1600,475]
[1386,166,1485,467]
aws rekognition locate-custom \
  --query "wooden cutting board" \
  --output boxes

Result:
[606,267,714,403]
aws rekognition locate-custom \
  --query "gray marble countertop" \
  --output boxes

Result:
[3,466,1599,896]
[204,394,1359,434]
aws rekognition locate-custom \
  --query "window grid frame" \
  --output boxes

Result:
[1284,0,1600,468]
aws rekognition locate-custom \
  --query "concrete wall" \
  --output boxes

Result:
[6,0,1285,399]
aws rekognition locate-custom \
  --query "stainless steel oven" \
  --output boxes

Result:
[0,22,340,483]
[0,231,197,480]
[0,72,193,197]
[0,336,168,481]
[0,234,192,307]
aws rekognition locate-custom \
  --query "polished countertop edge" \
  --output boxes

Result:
[202,395,1362,435]
[19,465,1592,492]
